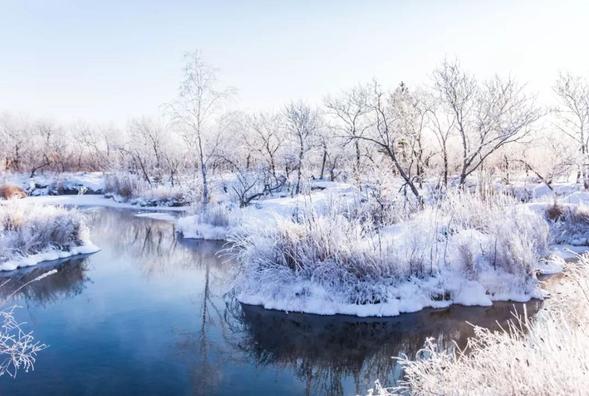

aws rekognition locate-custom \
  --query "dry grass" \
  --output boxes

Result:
[0,185,27,200]
[0,201,88,264]
[231,192,550,308]
[546,202,589,245]
[370,257,589,396]
[104,172,144,199]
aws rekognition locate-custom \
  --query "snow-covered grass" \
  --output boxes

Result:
[177,204,239,240]
[104,172,191,207]
[104,172,142,199]
[230,192,550,317]
[371,257,589,396]
[0,201,98,270]
[1,172,105,196]
[543,200,589,246]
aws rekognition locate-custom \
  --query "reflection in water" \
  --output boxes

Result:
[88,209,232,395]
[226,299,542,395]
[86,208,231,276]
[0,258,89,306]
[0,207,545,396]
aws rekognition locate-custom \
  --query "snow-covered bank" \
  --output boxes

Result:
[176,206,237,240]
[375,257,589,396]
[3,172,105,196]
[176,181,358,241]
[21,195,190,212]
[230,193,552,317]
[3,172,195,210]
[0,201,99,271]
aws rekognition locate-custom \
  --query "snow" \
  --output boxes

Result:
[4,172,106,195]
[230,191,552,317]
[134,212,177,222]
[176,215,230,240]
[176,181,359,241]
[0,201,100,271]
[20,195,190,212]
[549,244,589,261]
[0,243,99,271]
[7,175,589,317]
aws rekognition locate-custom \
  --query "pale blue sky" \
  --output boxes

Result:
[1,0,588,124]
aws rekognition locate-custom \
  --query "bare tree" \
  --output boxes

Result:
[347,81,423,203]
[324,85,372,182]
[391,83,432,188]
[284,102,321,195]
[0,114,29,172]
[168,51,234,205]
[425,96,455,187]
[247,112,284,181]
[553,72,589,188]
[433,60,541,187]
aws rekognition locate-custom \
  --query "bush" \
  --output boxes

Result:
[0,306,46,378]
[105,172,192,207]
[104,172,144,199]
[0,201,96,270]
[230,192,550,316]
[383,258,589,396]
[544,201,589,245]
[177,204,238,240]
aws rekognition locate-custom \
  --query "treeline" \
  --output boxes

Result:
[2,53,588,204]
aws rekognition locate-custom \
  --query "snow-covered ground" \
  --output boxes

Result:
[230,192,554,316]
[21,194,189,212]
[5,170,589,318]
[3,172,105,196]
[177,180,589,317]
[2,172,194,209]
[0,201,99,271]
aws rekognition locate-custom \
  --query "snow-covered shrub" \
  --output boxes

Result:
[348,184,419,228]
[383,259,589,396]
[0,306,46,378]
[231,192,549,316]
[0,201,98,270]
[544,201,589,245]
[177,203,239,240]
[104,172,144,199]
[105,172,191,207]
[47,172,104,195]
[131,184,190,207]
[436,192,549,277]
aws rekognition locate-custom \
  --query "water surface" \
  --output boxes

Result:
[0,208,542,395]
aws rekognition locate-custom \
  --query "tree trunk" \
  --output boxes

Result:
[201,161,209,205]
[319,149,327,180]
[294,134,304,196]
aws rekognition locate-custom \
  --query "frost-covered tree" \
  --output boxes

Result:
[433,60,541,187]
[284,101,321,195]
[0,114,30,172]
[246,112,285,181]
[324,85,372,181]
[553,72,589,187]
[168,50,234,205]
[347,81,424,203]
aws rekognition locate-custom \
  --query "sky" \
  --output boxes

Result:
[1,0,589,125]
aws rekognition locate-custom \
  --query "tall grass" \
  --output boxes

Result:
[372,258,589,396]
[544,201,589,245]
[230,192,550,314]
[0,201,91,266]
[104,172,190,206]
